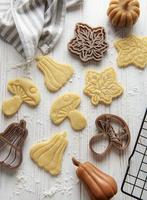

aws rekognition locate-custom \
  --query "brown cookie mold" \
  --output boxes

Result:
[0,120,28,169]
[68,23,109,63]
[89,114,130,159]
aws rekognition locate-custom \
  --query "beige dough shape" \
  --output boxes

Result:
[115,35,147,68]
[50,93,87,131]
[35,55,74,92]
[30,132,68,176]
[84,68,123,106]
[2,78,40,116]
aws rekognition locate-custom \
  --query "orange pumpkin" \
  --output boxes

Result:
[72,158,117,200]
[107,0,140,27]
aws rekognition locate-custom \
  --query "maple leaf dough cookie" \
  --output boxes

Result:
[84,68,123,106]
[35,55,74,92]
[2,78,40,116]
[68,23,109,63]
[50,93,87,131]
[115,35,147,68]
[30,132,68,176]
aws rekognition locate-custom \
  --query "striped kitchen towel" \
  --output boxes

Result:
[0,0,83,60]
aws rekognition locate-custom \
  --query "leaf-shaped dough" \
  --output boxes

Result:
[84,68,123,106]
[115,35,138,50]
[115,35,147,68]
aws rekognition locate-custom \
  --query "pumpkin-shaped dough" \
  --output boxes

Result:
[107,0,140,27]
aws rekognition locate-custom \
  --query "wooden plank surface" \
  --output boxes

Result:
[0,0,147,199]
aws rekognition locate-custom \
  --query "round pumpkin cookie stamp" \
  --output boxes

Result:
[89,114,131,159]
[68,23,109,63]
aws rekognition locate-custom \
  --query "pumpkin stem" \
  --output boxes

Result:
[123,0,130,9]
[72,157,81,167]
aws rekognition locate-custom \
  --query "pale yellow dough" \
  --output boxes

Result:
[30,132,68,176]
[84,68,123,106]
[50,93,87,131]
[2,78,40,116]
[35,55,74,92]
[115,35,147,68]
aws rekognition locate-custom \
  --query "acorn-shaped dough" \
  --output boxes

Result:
[30,132,68,176]
[50,93,87,131]
[2,78,40,116]
[107,0,140,27]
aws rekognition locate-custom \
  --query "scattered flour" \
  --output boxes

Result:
[10,169,79,200]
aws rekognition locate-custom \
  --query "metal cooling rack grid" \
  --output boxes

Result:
[121,109,147,200]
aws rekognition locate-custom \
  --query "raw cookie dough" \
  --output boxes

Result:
[68,23,108,63]
[84,68,123,106]
[30,132,68,176]
[2,78,40,116]
[115,35,147,68]
[35,55,74,92]
[50,93,87,131]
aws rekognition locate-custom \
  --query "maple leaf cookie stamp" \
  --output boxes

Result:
[68,23,109,63]
[115,35,147,69]
[84,68,123,106]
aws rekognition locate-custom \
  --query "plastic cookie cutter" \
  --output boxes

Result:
[0,120,28,169]
[89,114,131,159]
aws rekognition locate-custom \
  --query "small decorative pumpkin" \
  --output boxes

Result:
[107,0,140,27]
[72,158,117,200]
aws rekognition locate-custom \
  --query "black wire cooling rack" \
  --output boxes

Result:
[121,110,147,200]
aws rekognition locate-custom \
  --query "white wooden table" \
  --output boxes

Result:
[0,0,147,199]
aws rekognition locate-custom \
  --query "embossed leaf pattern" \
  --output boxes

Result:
[84,68,123,105]
[68,23,108,62]
[115,35,147,68]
